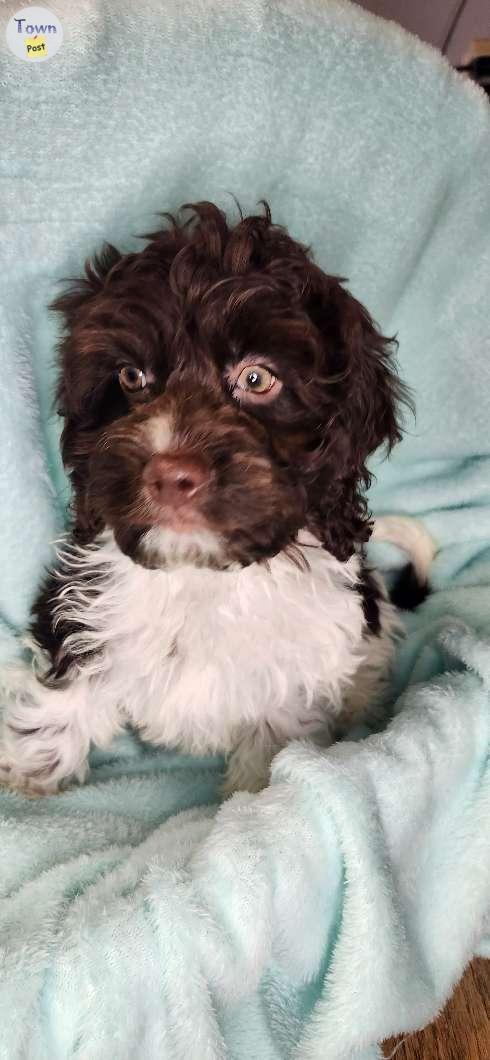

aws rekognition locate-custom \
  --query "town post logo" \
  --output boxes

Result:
[6,7,63,62]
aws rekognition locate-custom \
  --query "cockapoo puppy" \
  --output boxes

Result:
[0,203,433,796]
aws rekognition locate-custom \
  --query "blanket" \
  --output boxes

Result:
[0,1,489,1057]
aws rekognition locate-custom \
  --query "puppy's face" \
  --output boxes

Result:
[54,203,408,570]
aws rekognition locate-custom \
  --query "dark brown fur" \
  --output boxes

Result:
[51,201,410,569]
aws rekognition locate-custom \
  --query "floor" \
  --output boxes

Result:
[356,0,490,64]
[383,959,490,1059]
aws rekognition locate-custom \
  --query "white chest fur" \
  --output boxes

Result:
[55,533,367,755]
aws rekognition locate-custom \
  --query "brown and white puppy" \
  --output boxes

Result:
[0,203,432,796]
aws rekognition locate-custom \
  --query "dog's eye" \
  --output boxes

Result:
[118,366,147,392]
[235,365,276,395]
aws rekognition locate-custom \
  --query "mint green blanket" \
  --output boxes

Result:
[0,2,489,1057]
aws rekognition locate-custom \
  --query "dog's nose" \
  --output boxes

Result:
[143,453,209,506]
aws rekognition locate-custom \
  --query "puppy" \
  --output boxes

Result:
[0,203,432,796]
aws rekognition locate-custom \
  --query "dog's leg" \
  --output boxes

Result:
[223,710,334,797]
[0,665,113,796]
[222,724,280,796]
[338,600,402,733]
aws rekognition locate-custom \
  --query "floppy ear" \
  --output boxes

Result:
[303,268,411,561]
[50,244,123,541]
[51,243,122,413]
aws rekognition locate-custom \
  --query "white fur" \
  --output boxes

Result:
[0,530,401,795]
[145,413,174,453]
[141,526,231,569]
[373,515,437,585]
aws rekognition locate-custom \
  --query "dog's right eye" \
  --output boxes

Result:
[118,366,147,392]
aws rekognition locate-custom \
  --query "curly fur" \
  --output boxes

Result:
[0,202,416,796]
[52,201,411,562]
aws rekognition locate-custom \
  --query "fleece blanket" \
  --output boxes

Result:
[0,1,489,1057]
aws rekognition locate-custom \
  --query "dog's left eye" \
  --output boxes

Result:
[235,365,277,395]
[118,366,147,392]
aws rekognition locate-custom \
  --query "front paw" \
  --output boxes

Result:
[0,751,61,797]
[221,725,279,797]
[221,755,271,798]
[0,663,88,797]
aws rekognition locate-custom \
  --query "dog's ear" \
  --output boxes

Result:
[50,244,122,330]
[51,243,123,415]
[303,268,411,560]
[51,244,123,541]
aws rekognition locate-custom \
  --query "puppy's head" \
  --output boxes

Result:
[53,202,409,570]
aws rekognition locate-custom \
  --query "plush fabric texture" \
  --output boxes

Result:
[0,1,489,1057]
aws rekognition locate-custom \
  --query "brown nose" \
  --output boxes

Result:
[143,453,209,507]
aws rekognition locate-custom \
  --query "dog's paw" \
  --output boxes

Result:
[221,728,277,798]
[221,757,270,798]
[0,750,60,798]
